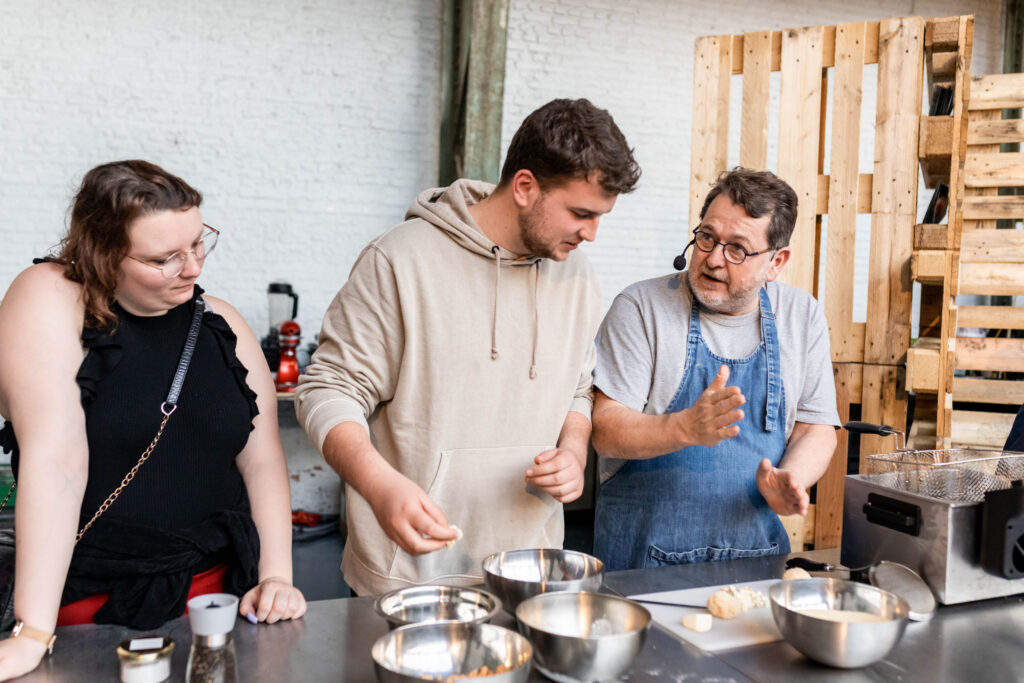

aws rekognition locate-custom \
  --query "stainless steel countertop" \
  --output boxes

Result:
[12,549,1024,682]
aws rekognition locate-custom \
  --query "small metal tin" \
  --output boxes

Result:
[116,635,174,683]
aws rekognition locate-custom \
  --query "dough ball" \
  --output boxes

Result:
[444,525,463,549]
[706,590,743,619]
[782,567,812,581]
[681,612,713,632]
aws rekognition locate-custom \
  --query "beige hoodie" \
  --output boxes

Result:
[295,179,601,595]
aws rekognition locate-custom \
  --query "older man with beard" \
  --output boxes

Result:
[591,167,840,571]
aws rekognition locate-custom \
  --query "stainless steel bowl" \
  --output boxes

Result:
[769,578,910,668]
[515,591,650,682]
[482,548,604,613]
[372,622,532,683]
[374,585,502,630]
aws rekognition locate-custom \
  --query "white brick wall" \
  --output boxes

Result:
[0,0,441,340]
[0,0,1006,341]
[502,0,1004,316]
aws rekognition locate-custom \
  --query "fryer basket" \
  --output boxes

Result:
[863,449,1024,503]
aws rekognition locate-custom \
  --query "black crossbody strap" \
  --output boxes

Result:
[162,298,205,413]
[74,296,207,542]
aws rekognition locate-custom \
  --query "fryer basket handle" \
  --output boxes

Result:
[844,421,897,436]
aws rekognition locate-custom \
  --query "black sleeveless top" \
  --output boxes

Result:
[0,285,262,628]
[2,285,258,529]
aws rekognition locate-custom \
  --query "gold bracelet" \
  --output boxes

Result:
[11,620,56,655]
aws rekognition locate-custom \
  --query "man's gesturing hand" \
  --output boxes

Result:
[365,470,457,555]
[755,459,809,516]
[677,365,745,447]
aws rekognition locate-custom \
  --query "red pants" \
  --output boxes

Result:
[57,563,228,626]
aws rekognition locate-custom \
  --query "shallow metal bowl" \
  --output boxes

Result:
[769,578,910,668]
[482,548,604,613]
[372,622,532,683]
[374,585,502,630]
[515,591,650,682]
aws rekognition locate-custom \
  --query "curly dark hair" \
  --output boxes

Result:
[498,98,640,195]
[699,167,798,249]
[43,160,202,330]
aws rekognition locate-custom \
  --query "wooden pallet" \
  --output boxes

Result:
[690,18,924,549]
[908,17,1024,449]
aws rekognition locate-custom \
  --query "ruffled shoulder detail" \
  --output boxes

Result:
[201,304,260,429]
[0,421,17,458]
[76,322,125,406]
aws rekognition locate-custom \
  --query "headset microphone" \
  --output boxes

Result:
[673,239,695,271]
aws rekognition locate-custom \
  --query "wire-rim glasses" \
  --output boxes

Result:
[692,227,771,265]
[128,224,220,278]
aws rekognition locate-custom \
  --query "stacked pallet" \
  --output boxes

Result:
[689,18,925,549]
[908,17,1024,449]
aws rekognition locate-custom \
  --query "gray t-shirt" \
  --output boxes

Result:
[594,273,840,480]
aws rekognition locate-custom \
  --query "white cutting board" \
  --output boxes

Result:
[629,579,782,652]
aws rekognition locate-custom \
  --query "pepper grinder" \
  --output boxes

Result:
[275,320,301,392]
[185,593,238,683]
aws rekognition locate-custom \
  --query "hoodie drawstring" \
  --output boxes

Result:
[529,261,539,379]
[490,247,540,380]
[491,246,500,360]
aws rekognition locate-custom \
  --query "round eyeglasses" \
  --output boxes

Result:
[127,225,220,278]
[692,228,771,265]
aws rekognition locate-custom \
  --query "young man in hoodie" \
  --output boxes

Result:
[296,98,640,596]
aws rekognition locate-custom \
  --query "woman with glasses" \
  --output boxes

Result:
[0,160,305,679]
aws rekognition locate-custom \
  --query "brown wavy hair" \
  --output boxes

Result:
[43,160,202,330]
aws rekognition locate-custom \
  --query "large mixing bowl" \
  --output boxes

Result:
[769,578,910,668]
[372,622,532,683]
[482,548,604,613]
[374,585,502,630]
[515,591,650,682]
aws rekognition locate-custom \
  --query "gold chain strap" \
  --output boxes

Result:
[74,409,173,544]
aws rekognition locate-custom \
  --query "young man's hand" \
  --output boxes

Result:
[365,470,458,555]
[526,447,585,503]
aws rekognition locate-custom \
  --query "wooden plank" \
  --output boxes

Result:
[952,410,1015,448]
[919,116,953,161]
[864,17,922,365]
[931,50,957,77]
[961,229,1024,262]
[731,22,878,74]
[815,362,858,550]
[954,336,1024,372]
[825,21,867,364]
[911,250,946,284]
[814,174,872,214]
[952,378,1024,405]
[964,153,1024,188]
[963,108,1000,232]
[740,30,772,170]
[968,119,1024,145]
[944,15,972,251]
[960,262,1024,296]
[689,35,732,228]
[906,338,940,394]
[926,16,962,50]
[958,305,1024,330]
[860,364,908,469]
[968,73,1024,110]
[938,251,959,448]
[962,196,1024,220]
[914,224,950,250]
[776,25,824,295]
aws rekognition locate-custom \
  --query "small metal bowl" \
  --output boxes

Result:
[482,548,604,613]
[769,578,910,668]
[515,591,650,682]
[371,622,532,683]
[374,585,502,630]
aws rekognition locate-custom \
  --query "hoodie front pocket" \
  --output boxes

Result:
[390,443,560,583]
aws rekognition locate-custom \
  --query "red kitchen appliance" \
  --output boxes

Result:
[275,320,301,392]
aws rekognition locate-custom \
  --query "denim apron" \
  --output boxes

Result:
[593,286,790,571]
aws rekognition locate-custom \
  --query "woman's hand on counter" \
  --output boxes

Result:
[0,630,48,681]
[239,577,307,624]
